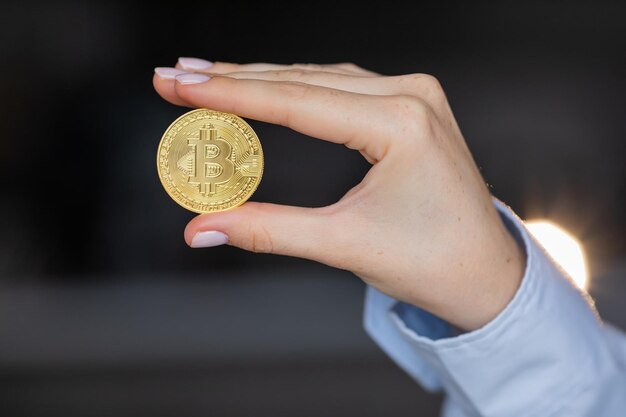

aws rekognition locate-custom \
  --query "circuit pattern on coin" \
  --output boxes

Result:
[157,108,263,213]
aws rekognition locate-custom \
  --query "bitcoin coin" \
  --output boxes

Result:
[157,108,263,213]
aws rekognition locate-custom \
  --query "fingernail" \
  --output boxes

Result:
[177,57,214,71]
[154,67,188,80]
[190,231,229,248]
[175,73,212,85]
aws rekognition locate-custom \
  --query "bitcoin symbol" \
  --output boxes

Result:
[158,109,264,213]
[187,124,235,195]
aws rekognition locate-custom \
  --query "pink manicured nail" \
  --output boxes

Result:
[175,73,212,85]
[190,231,229,248]
[154,67,188,79]
[177,57,214,71]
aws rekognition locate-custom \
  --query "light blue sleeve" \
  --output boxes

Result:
[363,198,626,417]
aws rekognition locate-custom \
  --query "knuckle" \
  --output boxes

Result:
[284,68,311,81]
[279,81,314,100]
[247,222,274,254]
[338,62,360,71]
[417,73,442,90]
[389,95,434,133]
[266,69,286,80]
[338,62,379,76]
[397,73,447,106]
[386,95,440,152]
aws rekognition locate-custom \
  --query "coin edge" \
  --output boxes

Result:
[156,108,264,214]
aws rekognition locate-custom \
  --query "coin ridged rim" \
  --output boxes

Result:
[156,108,264,214]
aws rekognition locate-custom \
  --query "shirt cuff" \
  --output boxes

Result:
[364,197,622,416]
[364,283,452,391]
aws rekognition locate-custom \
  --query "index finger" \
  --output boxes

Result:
[162,74,393,161]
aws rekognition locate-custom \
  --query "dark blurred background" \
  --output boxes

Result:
[1,2,625,416]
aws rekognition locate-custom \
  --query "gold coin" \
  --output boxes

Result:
[157,108,264,213]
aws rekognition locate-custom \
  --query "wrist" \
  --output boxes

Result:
[413,200,527,331]
[468,214,526,330]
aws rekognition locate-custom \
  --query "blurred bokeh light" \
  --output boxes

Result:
[526,220,588,290]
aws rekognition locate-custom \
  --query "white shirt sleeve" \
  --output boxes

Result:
[363,197,626,417]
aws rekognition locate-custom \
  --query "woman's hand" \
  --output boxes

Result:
[153,58,525,331]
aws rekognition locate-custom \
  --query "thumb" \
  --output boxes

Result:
[184,202,336,262]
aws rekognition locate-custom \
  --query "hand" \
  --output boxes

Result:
[153,58,525,331]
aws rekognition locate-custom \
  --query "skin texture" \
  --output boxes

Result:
[153,59,525,331]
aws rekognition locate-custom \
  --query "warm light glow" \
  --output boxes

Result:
[525,220,588,290]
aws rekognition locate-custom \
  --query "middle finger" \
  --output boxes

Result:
[212,69,437,99]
